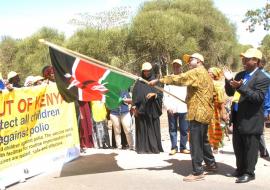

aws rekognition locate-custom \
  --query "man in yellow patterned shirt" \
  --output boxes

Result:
[149,53,216,182]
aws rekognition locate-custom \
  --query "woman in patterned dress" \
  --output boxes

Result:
[208,67,227,154]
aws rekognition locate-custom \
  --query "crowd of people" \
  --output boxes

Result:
[0,65,55,91]
[1,48,270,184]
[149,48,270,183]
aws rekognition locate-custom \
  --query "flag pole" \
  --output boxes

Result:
[39,39,186,103]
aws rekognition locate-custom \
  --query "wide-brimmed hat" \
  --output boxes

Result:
[7,71,19,80]
[171,59,182,65]
[183,53,204,63]
[240,48,262,60]
[141,62,152,71]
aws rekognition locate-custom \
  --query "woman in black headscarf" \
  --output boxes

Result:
[132,62,163,154]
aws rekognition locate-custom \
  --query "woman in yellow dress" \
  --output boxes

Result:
[208,67,227,154]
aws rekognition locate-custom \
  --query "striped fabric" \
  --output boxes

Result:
[208,80,225,149]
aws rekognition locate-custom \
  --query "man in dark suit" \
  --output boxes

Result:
[224,48,270,183]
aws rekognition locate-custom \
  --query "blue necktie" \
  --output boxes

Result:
[243,72,251,85]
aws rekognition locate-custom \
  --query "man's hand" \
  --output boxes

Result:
[130,106,138,117]
[221,112,229,122]
[6,83,13,91]
[167,109,174,115]
[223,67,233,80]
[148,79,159,86]
[122,98,132,104]
[230,79,243,89]
[146,93,156,99]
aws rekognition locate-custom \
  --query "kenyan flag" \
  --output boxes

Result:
[49,47,135,109]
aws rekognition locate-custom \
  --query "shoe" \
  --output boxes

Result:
[180,149,190,154]
[169,149,177,155]
[102,145,111,149]
[235,174,255,183]
[225,171,242,177]
[80,148,86,153]
[183,174,205,182]
[129,146,135,151]
[204,164,218,172]
[122,145,129,150]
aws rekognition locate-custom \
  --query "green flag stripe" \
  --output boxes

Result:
[101,71,135,109]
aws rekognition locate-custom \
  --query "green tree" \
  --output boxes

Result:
[261,34,270,71]
[66,28,112,62]
[66,27,138,73]
[128,0,239,71]
[242,1,270,32]
[67,0,241,73]
[13,27,65,80]
[0,36,19,77]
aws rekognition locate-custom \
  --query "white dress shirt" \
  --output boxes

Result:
[163,84,187,113]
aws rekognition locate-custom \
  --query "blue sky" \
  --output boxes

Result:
[0,0,269,47]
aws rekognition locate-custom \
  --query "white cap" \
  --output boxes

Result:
[24,76,35,87]
[183,53,204,63]
[172,59,182,65]
[7,71,18,80]
[141,62,152,71]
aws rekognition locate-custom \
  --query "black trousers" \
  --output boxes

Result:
[233,128,260,176]
[259,134,269,157]
[189,120,216,175]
